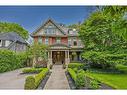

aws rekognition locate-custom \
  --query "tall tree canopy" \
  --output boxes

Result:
[79,6,127,69]
[79,6,127,52]
[0,22,29,40]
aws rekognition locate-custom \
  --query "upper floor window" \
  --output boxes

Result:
[38,37,42,44]
[68,38,71,46]
[73,37,77,46]
[45,37,49,44]
[56,37,61,43]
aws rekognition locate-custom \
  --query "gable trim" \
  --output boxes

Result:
[31,18,66,37]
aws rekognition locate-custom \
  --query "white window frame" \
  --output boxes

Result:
[45,37,49,44]
[5,40,11,47]
[56,37,61,43]
[38,37,42,44]
[0,40,2,47]
[68,38,71,46]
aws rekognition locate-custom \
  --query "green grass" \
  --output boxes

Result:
[85,72,127,89]
[116,64,127,73]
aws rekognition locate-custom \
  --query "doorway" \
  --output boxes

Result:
[52,51,65,64]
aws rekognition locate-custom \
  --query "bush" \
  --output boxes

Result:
[24,76,36,89]
[24,68,49,89]
[82,51,127,69]
[22,68,43,73]
[0,49,27,73]
[67,68,77,82]
[68,63,85,70]
[75,70,85,88]
[35,68,49,87]
[90,79,100,89]
[116,64,127,73]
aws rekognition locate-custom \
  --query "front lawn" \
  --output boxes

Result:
[85,72,127,89]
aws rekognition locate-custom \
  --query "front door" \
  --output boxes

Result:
[52,51,65,64]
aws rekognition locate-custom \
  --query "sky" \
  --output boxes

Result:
[0,6,96,33]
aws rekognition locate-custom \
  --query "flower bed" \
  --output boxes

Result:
[24,68,49,89]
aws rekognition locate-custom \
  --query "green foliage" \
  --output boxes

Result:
[24,76,36,89]
[35,68,49,87]
[68,63,85,70]
[0,49,27,73]
[27,43,48,67]
[82,51,127,69]
[68,68,85,88]
[116,64,127,73]
[90,79,100,89]
[0,22,29,39]
[22,68,43,73]
[24,68,49,89]
[67,68,77,82]
[75,70,85,88]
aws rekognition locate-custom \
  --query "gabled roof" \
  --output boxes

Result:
[31,18,67,36]
[0,32,27,44]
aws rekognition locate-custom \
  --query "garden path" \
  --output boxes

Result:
[0,68,34,89]
[44,65,70,89]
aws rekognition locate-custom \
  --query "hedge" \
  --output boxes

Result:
[0,49,27,73]
[22,68,43,74]
[68,63,85,70]
[67,68,77,82]
[67,68,85,88]
[24,68,49,89]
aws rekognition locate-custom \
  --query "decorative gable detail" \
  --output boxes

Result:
[31,18,66,36]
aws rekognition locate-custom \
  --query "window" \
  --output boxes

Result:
[45,37,49,44]
[45,25,56,35]
[0,40,2,47]
[56,37,61,43]
[5,40,11,47]
[73,38,77,46]
[38,37,42,44]
[68,38,71,46]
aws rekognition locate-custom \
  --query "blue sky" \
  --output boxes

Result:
[0,6,96,33]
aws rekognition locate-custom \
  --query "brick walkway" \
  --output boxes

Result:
[44,65,70,89]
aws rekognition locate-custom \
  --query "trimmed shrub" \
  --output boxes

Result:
[89,79,100,89]
[22,68,43,73]
[0,49,27,73]
[68,63,85,70]
[35,68,49,87]
[75,70,85,89]
[24,68,49,89]
[24,76,36,89]
[67,68,77,82]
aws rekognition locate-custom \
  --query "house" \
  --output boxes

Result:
[0,32,28,52]
[31,18,84,66]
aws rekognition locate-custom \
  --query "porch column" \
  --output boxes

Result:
[65,51,69,65]
[68,51,70,64]
[48,51,52,69]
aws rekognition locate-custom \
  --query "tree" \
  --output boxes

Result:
[0,22,29,39]
[27,43,49,67]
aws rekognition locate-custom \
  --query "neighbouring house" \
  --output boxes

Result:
[31,18,84,66]
[0,32,28,52]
